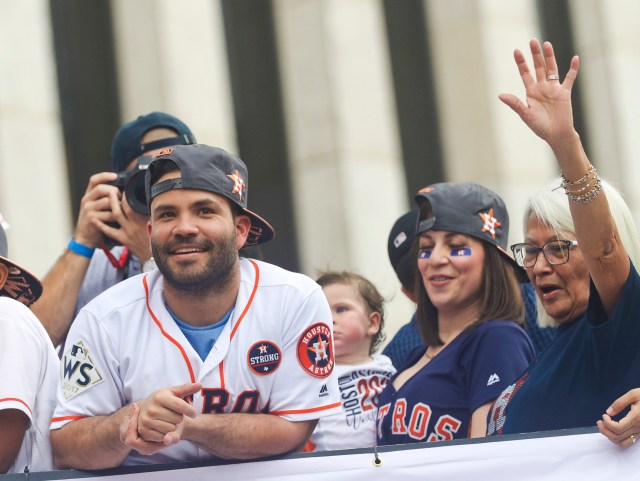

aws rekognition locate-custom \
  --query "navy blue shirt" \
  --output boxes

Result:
[487,263,640,435]
[382,283,553,373]
[376,321,534,445]
[521,282,557,354]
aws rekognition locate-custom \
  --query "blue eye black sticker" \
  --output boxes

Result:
[418,247,472,259]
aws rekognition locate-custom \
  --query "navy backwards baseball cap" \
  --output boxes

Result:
[146,144,275,247]
[0,225,43,306]
[388,208,419,273]
[415,182,522,272]
[110,112,196,173]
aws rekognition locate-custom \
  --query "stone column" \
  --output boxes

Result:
[110,0,237,150]
[569,0,640,227]
[273,0,413,334]
[0,0,70,276]
[425,0,555,242]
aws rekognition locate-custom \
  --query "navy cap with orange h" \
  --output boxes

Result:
[145,144,275,247]
[414,182,521,272]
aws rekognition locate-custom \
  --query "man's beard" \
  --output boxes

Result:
[151,230,238,297]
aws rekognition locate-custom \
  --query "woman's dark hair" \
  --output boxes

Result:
[414,237,524,347]
[316,271,386,354]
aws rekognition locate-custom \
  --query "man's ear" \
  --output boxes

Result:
[0,263,9,290]
[235,215,251,249]
[367,311,382,337]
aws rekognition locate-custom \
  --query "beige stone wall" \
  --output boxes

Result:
[2,0,638,343]
[569,0,640,228]
[273,0,414,337]
[425,0,557,244]
[0,0,70,276]
[111,0,237,151]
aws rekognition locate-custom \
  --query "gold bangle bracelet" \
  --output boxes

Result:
[561,164,596,187]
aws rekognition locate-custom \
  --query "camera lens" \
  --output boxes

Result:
[125,170,150,215]
[123,156,154,215]
[102,155,155,247]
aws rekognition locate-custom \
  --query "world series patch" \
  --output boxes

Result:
[247,341,281,375]
[297,322,334,378]
[61,340,104,400]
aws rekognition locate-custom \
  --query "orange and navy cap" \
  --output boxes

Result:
[0,223,43,306]
[145,144,275,247]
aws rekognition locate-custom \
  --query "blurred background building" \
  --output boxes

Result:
[1,0,638,340]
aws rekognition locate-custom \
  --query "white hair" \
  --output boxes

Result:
[524,177,640,328]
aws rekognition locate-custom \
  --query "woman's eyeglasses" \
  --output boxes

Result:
[510,240,578,268]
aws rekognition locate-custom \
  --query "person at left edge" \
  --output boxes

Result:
[0,221,59,474]
[50,144,342,468]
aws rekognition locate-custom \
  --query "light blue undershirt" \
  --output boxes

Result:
[166,303,234,361]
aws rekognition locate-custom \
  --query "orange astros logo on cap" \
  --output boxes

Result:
[478,208,502,239]
[227,170,246,202]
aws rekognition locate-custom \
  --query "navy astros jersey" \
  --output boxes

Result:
[377,321,534,444]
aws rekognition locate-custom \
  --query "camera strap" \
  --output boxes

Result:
[101,245,130,270]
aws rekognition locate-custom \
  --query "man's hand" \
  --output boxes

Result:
[119,403,167,456]
[96,191,152,260]
[137,382,202,446]
[74,172,120,248]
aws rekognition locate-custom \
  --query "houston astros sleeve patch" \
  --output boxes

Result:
[297,323,334,378]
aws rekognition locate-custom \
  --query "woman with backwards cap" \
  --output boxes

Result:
[375,182,535,445]
[0,221,59,473]
[486,40,640,446]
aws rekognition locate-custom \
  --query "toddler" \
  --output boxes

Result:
[306,271,396,451]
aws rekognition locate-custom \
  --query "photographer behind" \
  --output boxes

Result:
[31,112,196,347]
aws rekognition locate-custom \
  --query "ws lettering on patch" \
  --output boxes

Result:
[297,323,335,378]
[61,341,104,400]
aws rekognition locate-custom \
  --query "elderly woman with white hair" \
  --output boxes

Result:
[486,39,640,447]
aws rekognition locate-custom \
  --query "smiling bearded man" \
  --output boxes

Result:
[50,144,342,469]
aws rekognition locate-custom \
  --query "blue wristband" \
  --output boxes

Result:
[67,237,95,259]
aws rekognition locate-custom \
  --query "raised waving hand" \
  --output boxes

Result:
[499,38,580,149]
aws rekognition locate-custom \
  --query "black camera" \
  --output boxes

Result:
[110,155,154,215]
[101,156,154,249]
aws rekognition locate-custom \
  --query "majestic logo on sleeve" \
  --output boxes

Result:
[297,323,335,378]
[247,341,282,375]
[61,341,104,400]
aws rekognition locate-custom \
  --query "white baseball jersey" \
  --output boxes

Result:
[51,258,341,465]
[307,354,395,451]
[0,297,59,473]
